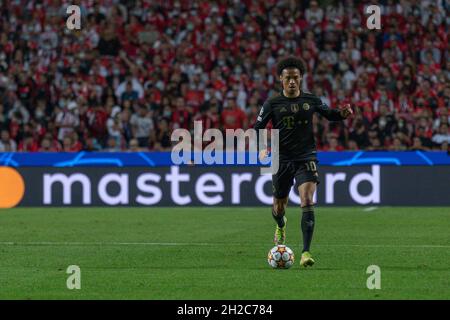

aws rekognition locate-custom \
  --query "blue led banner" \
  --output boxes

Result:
[0,151,449,167]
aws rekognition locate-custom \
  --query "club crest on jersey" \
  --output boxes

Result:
[303,103,310,111]
[290,104,299,113]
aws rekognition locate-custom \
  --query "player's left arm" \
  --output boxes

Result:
[315,100,353,121]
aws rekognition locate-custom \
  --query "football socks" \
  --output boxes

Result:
[301,205,315,253]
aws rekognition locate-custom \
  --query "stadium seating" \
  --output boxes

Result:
[0,0,448,152]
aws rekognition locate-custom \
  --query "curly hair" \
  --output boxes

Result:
[277,56,306,76]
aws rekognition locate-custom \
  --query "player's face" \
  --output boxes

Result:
[280,68,302,96]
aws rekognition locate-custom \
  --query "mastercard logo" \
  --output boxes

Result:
[0,167,25,208]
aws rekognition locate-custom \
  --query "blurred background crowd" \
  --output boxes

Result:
[0,0,448,152]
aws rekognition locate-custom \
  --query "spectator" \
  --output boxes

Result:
[7,101,30,125]
[55,102,79,142]
[221,95,247,131]
[416,126,434,149]
[130,106,154,148]
[97,24,121,56]
[107,106,124,148]
[83,136,102,152]
[115,74,144,101]
[432,123,450,146]
[305,1,324,26]
[119,109,133,144]
[41,133,62,152]
[323,135,344,152]
[367,129,382,151]
[0,103,6,127]
[128,138,141,152]
[390,137,408,151]
[347,140,359,151]
[410,136,429,151]
[62,137,74,152]
[120,81,139,102]
[433,108,450,130]
[105,136,121,152]
[153,118,172,151]
[39,137,59,152]
[0,129,17,151]
[86,101,109,146]
[18,134,39,152]
[171,97,192,130]
[70,132,83,152]
[349,118,369,148]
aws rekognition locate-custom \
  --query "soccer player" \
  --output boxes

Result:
[254,57,353,267]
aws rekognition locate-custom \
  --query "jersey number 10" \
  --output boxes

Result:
[305,161,317,172]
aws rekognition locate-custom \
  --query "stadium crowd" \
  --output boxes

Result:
[0,0,449,152]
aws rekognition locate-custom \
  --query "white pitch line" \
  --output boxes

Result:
[0,242,449,249]
[363,206,378,212]
[316,244,450,248]
[0,241,214,246]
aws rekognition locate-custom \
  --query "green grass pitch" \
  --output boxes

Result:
[0,207,449,299]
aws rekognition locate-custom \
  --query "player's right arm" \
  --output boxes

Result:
[254,100,273,130]
[254,100,273,160]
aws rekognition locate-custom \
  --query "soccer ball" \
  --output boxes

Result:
[267,245,295,269]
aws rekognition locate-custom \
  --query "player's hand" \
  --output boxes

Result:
[259,149,269,161]
[339,103,353,118]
